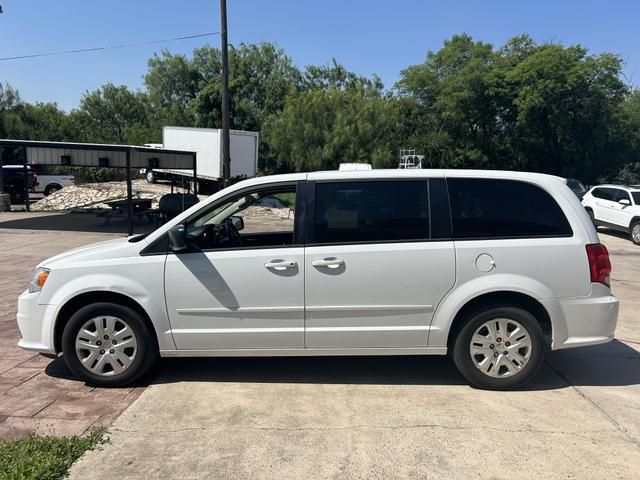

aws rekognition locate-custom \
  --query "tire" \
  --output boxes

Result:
[61,302,157,387]
[630,221,640,246]
[146,170,156,184]
[44,183,62,196]
[452,306,545,390]
[7,181,25,204]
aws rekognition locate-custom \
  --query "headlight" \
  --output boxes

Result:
[28,267,50,293]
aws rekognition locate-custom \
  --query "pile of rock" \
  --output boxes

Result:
[243,205,294,220]
[30,181,168,212]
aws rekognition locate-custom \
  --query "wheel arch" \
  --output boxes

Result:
[445,291,552,350]
[54,291,158,354]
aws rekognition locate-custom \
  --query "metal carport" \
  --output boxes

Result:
[0,139,197,235]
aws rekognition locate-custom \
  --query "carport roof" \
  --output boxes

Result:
[0,138,199,236]
[0,138,196,169]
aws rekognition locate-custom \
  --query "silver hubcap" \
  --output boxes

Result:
[632,225,640,243]
[75,316,138,376]
[470,318,532,378]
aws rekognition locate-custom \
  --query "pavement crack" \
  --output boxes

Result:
[545,360,640,449]
[111,423,611,441]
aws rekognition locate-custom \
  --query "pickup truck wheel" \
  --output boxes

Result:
[44,183,62,196]
[7,182,25,204]
[61,302,157,387]
[146,170,156,183]
[630,221,640,245]
[452,306,545,390]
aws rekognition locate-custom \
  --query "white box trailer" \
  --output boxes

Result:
[142,126,259,193]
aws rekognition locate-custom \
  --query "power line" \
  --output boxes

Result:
[0,32,219,61]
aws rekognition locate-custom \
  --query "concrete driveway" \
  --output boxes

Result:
[68,229,640,479]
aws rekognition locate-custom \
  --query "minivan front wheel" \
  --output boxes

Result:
[452,306,545,390]
[62,302,157,387]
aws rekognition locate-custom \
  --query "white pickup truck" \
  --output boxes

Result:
[34,173,75,196]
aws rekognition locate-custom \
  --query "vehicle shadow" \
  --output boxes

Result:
[597,228,634,244]
[0,212,155,234]
[44,339,640,391]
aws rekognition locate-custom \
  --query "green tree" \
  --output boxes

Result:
[71,84,154,144]
[263,84,399,173]
[303,59,383,92]
[507,44,628,179]
[145,49,201,127]
[189,43,301,130]
[396,34,633,182]
[3,102,71,141]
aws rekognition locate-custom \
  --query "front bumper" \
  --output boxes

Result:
[543,283,619,350]
[16,289,57,354]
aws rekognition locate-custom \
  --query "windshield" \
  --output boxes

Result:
[192,193,259,228]
[632,192,640,205]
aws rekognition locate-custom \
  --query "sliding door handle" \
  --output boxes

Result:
[265,260,297,270]
[311,258,345,268]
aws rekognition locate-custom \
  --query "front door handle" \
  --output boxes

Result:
[265,260,297,270]
[312,258,345,268]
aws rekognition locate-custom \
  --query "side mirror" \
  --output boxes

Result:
[619,198,631,206]
[230,215,244,231]
[168,224,188,252]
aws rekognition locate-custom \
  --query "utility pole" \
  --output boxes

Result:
[220,0,231,187]
[0,148,4,194]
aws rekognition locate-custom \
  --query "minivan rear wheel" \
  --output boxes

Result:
[452,306,545,390]
[61,302,157,387]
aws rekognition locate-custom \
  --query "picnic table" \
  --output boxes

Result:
[101,198,157,226]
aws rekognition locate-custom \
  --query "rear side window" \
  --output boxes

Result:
[447,178,572,239]
[593,188,617,201]
[313,181,429,244]
[615,189,631,203]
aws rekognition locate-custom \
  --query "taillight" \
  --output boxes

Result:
[586,243,611,287]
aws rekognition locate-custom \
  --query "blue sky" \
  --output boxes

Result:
[1,0,638,111]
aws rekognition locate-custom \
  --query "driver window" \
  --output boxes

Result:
[186,185,296,250]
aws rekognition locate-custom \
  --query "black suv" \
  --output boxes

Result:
[1,165,38,203]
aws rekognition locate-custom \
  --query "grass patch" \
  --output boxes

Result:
[0,428,107,480]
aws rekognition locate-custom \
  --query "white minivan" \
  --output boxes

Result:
[17,170,619,390]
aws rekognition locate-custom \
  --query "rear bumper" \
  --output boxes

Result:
[542,283,619,350]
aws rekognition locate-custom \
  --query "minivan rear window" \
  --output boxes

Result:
[447,178,572,239]
[313,181,429,244]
